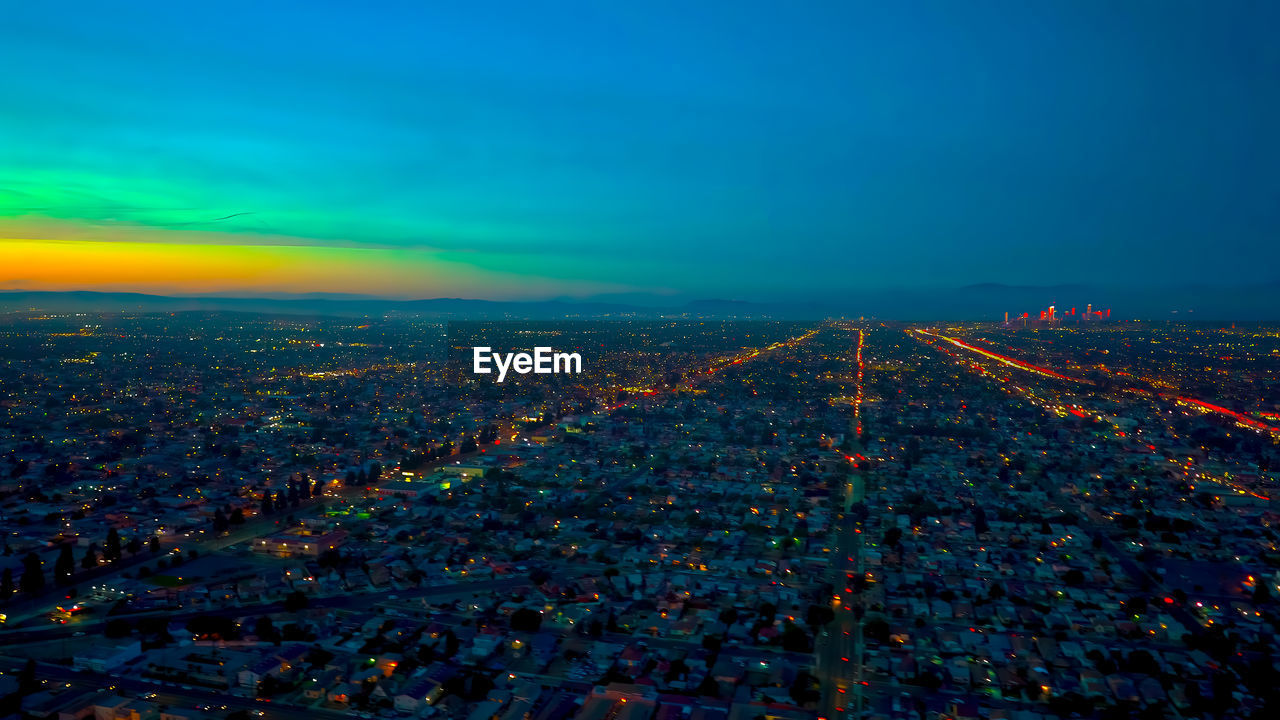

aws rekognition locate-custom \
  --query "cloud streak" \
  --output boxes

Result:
[1,2,1276,300]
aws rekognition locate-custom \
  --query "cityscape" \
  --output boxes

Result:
[3,2,1279,720]
[0,315,1277,720]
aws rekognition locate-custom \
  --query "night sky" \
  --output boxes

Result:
[2,1,1276,302]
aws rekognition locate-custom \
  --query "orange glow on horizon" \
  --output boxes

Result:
[3,238,475,296]
[0,219,630,299]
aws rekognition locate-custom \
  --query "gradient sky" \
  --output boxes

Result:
[2,1,1277,301]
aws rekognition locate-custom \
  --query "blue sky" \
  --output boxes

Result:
[1,1,1276,301]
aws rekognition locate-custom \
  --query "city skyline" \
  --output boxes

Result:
[3,2,1277,306]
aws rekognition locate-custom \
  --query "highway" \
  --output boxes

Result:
[816,470,865,720]
[817,328,870,720]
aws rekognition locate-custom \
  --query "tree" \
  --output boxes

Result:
[863,619,891,644]
[1127,649,1158,675]
[18,658,37,695]
[20,551,44,594]
[781,625,811,652]
[510,608,542,632]
[230,507,245,525]
[1124,595,1148,616]
[54,543,75,585]
[973,508,990,536]
[105,527,121,561]
[318,548,341,569]
[696,674,720,697]
[284,590,309,612]
[806,604,834,627]
[789,671,820,706]
[80,547,97,570]
[758,602,777,623]
[1253,582,1272,605]
[126,535,142,555]
[883,527,902,549]
[104,619,132,638]
[907,436,923,464]
[917,671,942,691]
[0,568,13,601]
[149,536,160,553]
[261,494,274,515]
[213,508,229,533]
[254,615,278,643]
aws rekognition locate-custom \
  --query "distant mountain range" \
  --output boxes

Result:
[0,290,780,319]
[1,284,1277,321]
